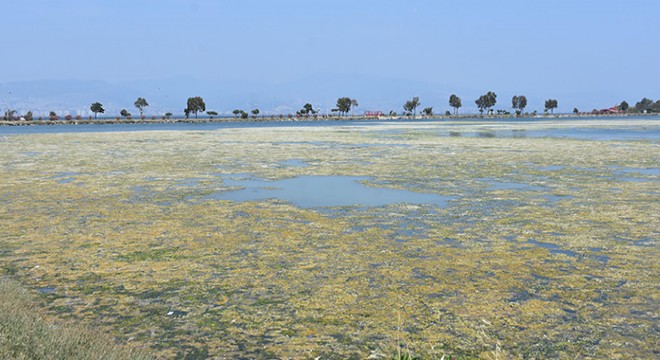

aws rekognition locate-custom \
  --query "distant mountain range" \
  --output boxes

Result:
[1,74,614,117]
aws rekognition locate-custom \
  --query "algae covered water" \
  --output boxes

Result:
[0,119,658,358]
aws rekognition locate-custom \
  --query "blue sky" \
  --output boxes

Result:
[1,0,659,113]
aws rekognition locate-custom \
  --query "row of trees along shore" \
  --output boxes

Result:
[3,94,660,121]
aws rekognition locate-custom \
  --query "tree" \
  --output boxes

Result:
[403,96,420,116]
[475,92,496,115]
[120,109,131,118]
[49,111,58,120]
[240,110,248,119]
[573,108,579,115]
[422,107,433,116]
[449,94,462,115]
[134,97,149,117]
[186,97,206,118]
[618,101,629,112]
[350,99,358,116]
[512,95,527,115]
[4,109,17,120]
[544,99,558,114]
[207,111,218,119]
[232,109,241,118]
[634,98,653,113]
[251,109,260,118]
[336,97,352,116]
[403,101,413,115]
[652,100,660,113]
[90,102,105,119]
[300,103,316,115]
[165,112,173,119]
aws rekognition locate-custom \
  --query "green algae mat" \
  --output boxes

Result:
[0,121,658,359]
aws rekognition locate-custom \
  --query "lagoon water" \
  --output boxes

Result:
[2,116,660,141]
[212,174,452,208]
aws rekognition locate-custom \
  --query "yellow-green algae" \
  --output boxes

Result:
[0,121,658,359]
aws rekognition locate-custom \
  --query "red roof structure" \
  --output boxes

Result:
[600,105,621,113]
[593,105,621,114]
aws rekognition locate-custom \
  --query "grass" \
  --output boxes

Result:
[0,277,151,360]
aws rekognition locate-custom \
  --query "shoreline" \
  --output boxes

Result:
[1,112,656,127]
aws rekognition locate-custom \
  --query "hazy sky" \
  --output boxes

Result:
[1,0,658,111]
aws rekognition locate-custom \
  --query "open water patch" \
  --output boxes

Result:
[528,239,577,258]
[480,178,545,192]
[21,151,41,157]
[525,239,609,263]
[37,286,57,294]
[539,165,565,171]
[278,159,309,168]
[610,167,660,182]
[614,168,660,176]
[210,174,452,208]
[53,171,80,184]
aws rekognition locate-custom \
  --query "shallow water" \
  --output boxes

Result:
[52,171,81,184]
[2,116,659,141]
[278,159,309,168]
[211,174,453,208]
[449,127,660,140]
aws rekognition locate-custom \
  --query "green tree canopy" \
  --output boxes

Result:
[4,109,17,120]
[422,107,433,116]
[251,109,260,118]
[350,99,358,115]
[512,95,527,115]
[652,100,660,113]
[634,98,653,112]
[300,103,316,115]
[403,96,420,116]
[475,92,497,115]
[207,111,218,119]
[186,97,206,118]
[336,97,352,116]
[134,97,149,117]
[618,101,629,112]
[449,94,462,115]
[120,109,131,118]
[90,102,105,119]
[544,99,558,114]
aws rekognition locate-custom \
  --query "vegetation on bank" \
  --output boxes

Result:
[0,277,151,360]
[3,94,659,122]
